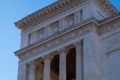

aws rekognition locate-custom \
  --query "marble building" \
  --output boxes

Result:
[14,0,120,80]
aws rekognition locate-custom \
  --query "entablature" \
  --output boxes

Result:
[98,13,120,38]
[15,13,120,62]
[15,17,98,61]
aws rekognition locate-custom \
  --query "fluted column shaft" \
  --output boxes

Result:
[43,56,53,80]
[58,49,67,80]
[28,62,36,80]
[74,41,83,80]
[17,62,27,80]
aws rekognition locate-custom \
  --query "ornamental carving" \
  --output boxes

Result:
[19,25,92,61]
[21,0,88,32]
[103,33,120,55]
[98,22,120,36]
[15,0,118,31]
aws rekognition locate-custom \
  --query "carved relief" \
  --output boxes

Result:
[65,14,74,27]
[36,28,45,41]
[49,21,59,35]
[19,25,92,61]
[102,32,120,55]
[98,22,120,36]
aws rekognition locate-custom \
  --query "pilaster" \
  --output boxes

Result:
[83,32,102,80]
[59,19,65,31]
[74,11,80,24]
[44,26,49,38]
[20,33,29,48]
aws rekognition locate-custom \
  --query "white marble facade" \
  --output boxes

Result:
[15,0,120,80]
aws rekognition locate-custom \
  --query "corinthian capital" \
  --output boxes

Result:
[57,48,69,54]
[73,40,82,46]
[42,55,54,61]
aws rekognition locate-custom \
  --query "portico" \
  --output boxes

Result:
[17,32,101,80]
[26,40,84,80]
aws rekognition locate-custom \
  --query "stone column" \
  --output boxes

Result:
[74,41,83,80]
[43,56,53,80]
[74,11,80,24]
[17,61,27,80]
[58,48,67,80]
[28,62,36,80]
[83,33,102,80]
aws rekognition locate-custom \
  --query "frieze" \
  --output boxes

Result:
[15,17,97,55]
[17,18,120,61]
[102,32,120,55]
[18,24,93,61]
[98,22,120,36]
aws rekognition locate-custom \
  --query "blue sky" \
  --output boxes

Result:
[0,0,119,80]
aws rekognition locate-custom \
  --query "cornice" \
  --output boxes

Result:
[15,0,117,29]
[98,13,120,25]
[93,0,118,15]
[21,0,90,32]
[15,0,74,29]
[15,0,118,30]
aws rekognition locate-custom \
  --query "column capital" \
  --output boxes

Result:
[42,55,54,61]
[73,40,82,46]
[29,61,36,70]
[29,61,36,65]
[57,48,69,54]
